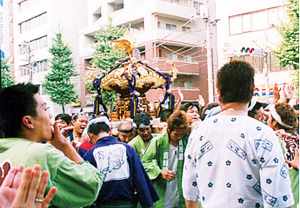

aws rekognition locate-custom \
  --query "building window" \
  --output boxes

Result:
[20,59,48,76]
[37,84,47,95]
[183,81,193,89]
[193,1,201,10]
[182,54,192,62]
[167,52,178,61]
[19,0,43,12]
[230,55,264,73]
[166,23,177,31]
[230,52,285,74]
[182,26,191,32]
[110,2,124,12]
[229,15,242,35]
[229,7,283,35]
[171,80,179,89]
[19,12,47,33]
[242,13,251,32]
[251,10,268,31]
[269,53,286,71]
[19,36,48,54]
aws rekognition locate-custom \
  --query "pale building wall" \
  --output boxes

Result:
[215,0,293,101]
[13,0,88,116]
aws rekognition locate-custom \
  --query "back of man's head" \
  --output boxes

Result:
[0,83,39,138]
[217,60,254,104]
[160,109,173,122]
[167,110,189,133]
[87,117,111,136]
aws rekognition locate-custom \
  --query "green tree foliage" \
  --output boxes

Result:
[1,58,14,88]
[43,33,78,113]
[273,0,299,95]
[86,19,127,111]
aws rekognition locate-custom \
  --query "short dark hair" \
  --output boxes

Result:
[179,102,200,113]
[217,60,254,104]
[71,113,85,121]
[167,110,189,133]
[0,83,39,137]
[55,113,72,124]
[273,103,298,134]
[88,122,110,135]
[248,102,264,118]
[133,113,153,129]
[160,109,173,122]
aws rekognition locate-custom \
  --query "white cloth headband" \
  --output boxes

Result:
[132,119,153,129]
[269,105,293,129]
[87,116,111,139]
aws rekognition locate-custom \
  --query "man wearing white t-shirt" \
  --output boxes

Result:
[182,60,294,208]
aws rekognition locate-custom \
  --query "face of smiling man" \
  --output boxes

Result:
[72,115,88,136]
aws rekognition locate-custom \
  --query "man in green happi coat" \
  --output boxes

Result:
[129,113,158,159]
[142,110,189,208]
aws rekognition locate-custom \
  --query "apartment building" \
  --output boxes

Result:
[12,0,88,115]
[0,0,14,63]
[77,0,214,113]
[215,0,294,102]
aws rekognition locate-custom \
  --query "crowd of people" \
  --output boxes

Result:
[0,60,298,208]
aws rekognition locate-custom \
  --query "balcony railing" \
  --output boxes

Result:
[153,57,199,64]
[171,86,200,90]
[157,0,193,7]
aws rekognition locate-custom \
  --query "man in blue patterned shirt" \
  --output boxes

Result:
[182,61,294,208]
[83,116,159,207]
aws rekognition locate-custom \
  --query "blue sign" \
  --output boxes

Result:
[0,50,4,59]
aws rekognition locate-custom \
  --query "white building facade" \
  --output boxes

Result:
[215,0,294,102]
[77,0,216,113]
[12,0,88,115]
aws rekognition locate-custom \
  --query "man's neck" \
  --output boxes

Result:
[73,131,82,138]
[96,132,110,142]
[219,102,248,116]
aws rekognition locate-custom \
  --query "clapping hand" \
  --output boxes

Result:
[0,164,57,208]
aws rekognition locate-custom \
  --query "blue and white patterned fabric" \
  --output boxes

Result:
[183,115,294,208]
[84,136,159,207]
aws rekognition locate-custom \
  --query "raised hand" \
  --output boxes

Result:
[283,84,294,102]
[176,88,184,102]
[286,149,299,170]
[0,164,57,208]
[197,94,205,108]
[156,91,165,104]
[273,83,281,102]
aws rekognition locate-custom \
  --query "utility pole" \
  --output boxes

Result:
[200,1,214,103]
[21,41,33,83]
[263,32,269,103]
[206,13,214,103]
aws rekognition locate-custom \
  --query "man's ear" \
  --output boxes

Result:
[22,116,34,129]
[216,90,221,102]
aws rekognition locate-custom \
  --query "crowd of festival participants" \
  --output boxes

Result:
[0,60,298,208]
